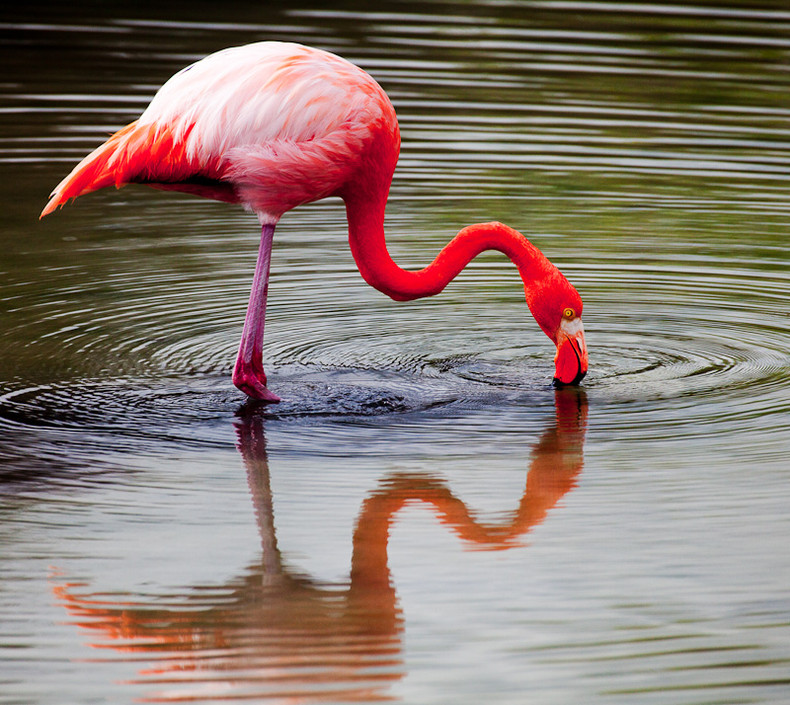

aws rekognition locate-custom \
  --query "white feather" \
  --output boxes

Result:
[139,42,390,168]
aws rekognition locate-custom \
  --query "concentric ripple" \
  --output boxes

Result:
[2,245,789,462]
[587,260,790,397]
[3,216,790,452]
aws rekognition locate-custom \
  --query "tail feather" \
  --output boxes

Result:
[40,120,210,218]
[41,122,141,218]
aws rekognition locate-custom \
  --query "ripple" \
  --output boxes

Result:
[586,268,790,395]
[3,245,789,451]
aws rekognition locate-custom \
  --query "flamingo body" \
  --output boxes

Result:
[42,41,587,401]
[42,42,397,222]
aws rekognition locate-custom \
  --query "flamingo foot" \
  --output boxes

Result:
[232,365,281,403]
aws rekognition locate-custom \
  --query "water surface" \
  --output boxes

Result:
[2,2,790,703]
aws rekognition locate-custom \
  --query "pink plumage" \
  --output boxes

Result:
[42,42,399,221]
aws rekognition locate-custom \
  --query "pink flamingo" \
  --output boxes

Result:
[41,41,588,402]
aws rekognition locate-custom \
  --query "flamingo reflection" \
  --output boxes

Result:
[54,389,587,703]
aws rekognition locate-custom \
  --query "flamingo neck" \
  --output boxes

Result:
[344,195,563,325]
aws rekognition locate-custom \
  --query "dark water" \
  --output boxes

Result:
[2,2,790,703]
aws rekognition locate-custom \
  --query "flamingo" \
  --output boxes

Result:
[41,41,588,402]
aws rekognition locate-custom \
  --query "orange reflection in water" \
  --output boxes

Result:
[54,389,587,703]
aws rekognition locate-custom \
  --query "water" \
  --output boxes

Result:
[2,1,790,703]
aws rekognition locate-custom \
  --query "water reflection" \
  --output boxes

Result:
[53,389,587,703]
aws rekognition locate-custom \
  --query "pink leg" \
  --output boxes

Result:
[232,223,281,402]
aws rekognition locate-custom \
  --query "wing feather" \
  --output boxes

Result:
[41,42,396,219]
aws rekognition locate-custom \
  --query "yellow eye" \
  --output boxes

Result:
[563,307,575,319]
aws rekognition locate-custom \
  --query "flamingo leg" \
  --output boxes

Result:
[232,223,281,402]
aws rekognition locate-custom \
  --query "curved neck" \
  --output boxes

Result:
[344,195,559,306]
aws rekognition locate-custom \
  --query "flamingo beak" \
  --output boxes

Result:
[553,318,588,386]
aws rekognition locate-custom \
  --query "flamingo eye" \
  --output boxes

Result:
[563,307,575,319]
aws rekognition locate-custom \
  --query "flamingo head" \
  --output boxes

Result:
[552,308,588,386]
[528,275,588,386]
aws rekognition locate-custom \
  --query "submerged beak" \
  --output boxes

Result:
[553,318,588,386]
